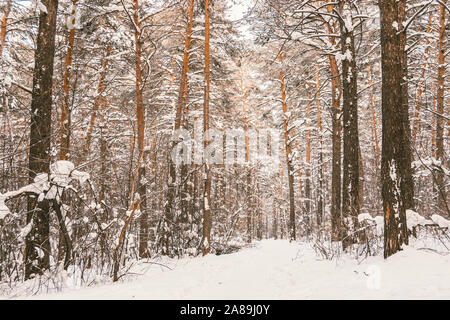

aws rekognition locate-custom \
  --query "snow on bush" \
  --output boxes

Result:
[357,211,450,236]
[405,210,450,234]
[0,161,89,220]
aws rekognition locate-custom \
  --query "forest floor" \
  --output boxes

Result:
[6,239,450,300]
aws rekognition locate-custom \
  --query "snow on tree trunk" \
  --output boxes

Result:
[379,0,413,259]
[25,0,59,280]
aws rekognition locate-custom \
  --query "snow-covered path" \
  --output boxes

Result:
[18,240,450,299]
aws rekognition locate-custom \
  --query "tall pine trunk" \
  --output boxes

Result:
[305,89,312,236]
[412,13,433,145]
[59,0,78,161]
[327,1,343,242]
[240,68,253,243]
[379,0,413,258]
[315,64,324,228]
[84,45,112,157]
[279,52,296,241]
[398,0,415,211]
[0,0,10,57]
[162,0,195,256]
[25,0,58,280]
[201,0,212,256]
[133,0,149,259]
[340,1,361,249]
[436,1,447,214]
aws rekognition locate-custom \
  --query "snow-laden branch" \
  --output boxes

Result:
[0,161,90,220]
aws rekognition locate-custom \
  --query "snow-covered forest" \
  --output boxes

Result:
[0,0,449,300]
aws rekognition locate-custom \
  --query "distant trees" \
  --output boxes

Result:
[249,0,447,257]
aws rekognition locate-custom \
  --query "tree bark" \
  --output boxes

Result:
[162,0,195,256]
[0,0,10,57]
[327,0,343,242]
[201,0,212,256]
[84,45,112,157]
[368,64,380,175]
[305,88,312,237]
[241,68,253,243]
[412,13,433,145]
[340,0,361,249]
[379,0,412,258]
[398,0,415,211]
[59,0,78,161]
[25,0,59,280]
[436,0,447,214]
[132,0,149,259]
[279,52,296,241]
[315,64,324,228]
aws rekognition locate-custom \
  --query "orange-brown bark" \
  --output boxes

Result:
[202,0,212,256]
[175,0,195,131]
[0,0,10,57]
[132,0,150,258]
[59,0,79,160]
[327,0,343,241]
[315,63,325,225]
[279,51,296,241]
[436,1,447,212]
[84,45,112,156]
[368,64,380,172]
[134,0,145,161]
[412,13,433,145]
[240,68,250,162]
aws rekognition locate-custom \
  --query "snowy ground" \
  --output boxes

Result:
[5,239,450,300]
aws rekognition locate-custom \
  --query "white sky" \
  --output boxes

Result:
[227,0,254,40]
[19,0,255,40]
[228,0,249,20]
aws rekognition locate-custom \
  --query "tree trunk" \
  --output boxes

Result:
[162,0,195,256]
[305,88,312,237]
[279,52,296,241]
[241,68,253,243]
[398,0,415,211]
[368,64,380,175]
[315,64,324,228]
[84,45,112,157]
[201,0,212,256]
[132,0,149,259]
[340,0,361,249]
[59,0,78,161]
[0,0,10,57]
[379,0,412,258]
[56,0,78,266]
[99,124,108,263]
[412,13,433,145]
[25,0,58,280]
[436,0,447,214]
[327,1,343,242]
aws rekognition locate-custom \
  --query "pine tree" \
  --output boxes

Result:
[25,0,59,280]
[379,0,413,258]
